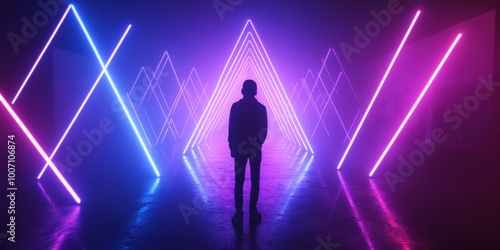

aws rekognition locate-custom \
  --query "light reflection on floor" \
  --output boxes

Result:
[11,134,432,249]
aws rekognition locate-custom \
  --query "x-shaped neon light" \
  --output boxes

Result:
[2,5,160,204]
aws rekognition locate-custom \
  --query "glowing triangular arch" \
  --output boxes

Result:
[184,20,313,154]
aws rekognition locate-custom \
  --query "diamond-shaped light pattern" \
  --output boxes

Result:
[291,48,361,143]
[128,53,207,146]
[184,20,314,154]
[181,68,209,138]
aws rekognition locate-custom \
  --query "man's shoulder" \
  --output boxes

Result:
[256,100,266,110]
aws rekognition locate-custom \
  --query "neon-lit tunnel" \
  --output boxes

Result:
[0,0,499,249]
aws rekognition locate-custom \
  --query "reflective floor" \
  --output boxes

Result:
[3,133,500,249]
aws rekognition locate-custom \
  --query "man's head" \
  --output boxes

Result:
[242,79,257,97]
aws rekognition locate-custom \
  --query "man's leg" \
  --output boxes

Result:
[234,156,247,212]
[249,151,262,211]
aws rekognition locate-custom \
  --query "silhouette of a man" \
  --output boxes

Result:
[228,79,267,227]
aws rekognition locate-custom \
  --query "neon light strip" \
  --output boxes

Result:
[244,33,304,147]
[196,36,256,144]
[248,52,296,142]
[337,11,421,170]
[369,33,462,177]
[155,53,184,145]
[247,40,300,144]
[331,48,359,102]
[247,27,310,149]
[311,72,343,138]
[127,93,153,148]
[299,69,315,116]
[38,25,131,179]
[184,20,314,153]
[130,67,152,110]
[344,108,362,143]
[71,5,160,177]
[247,54,292,141]
[183,21,252,154]
[12,5,72,104]
[0,92,81,204]
[319,49,361,139]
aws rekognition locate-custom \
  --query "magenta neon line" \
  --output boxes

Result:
[337,10,421,170]
[12,5,72,104]
[0,92,81,204]
[37,25,131,179]
[369,33,462,177]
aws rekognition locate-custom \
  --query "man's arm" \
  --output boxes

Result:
[228,104,237,157]
[260,106,268,144]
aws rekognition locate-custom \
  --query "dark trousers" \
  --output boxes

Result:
[234,151,262,212]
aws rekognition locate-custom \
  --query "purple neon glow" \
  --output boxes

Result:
[0,92,81,204]
[252,28,313,152]
[71,5,160,177]
[337,10,421,170]
[184,20,313,154]
[38,25,131,179]
[369,33,462,177]
[12,5,72,104]
[226,38,297,145]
